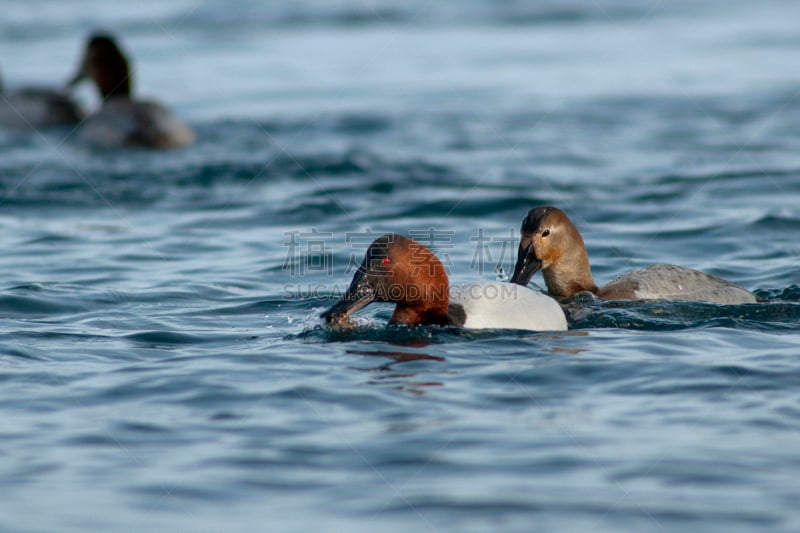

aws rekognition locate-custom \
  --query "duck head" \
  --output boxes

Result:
[510,206,597,297]
[321,234,451,326]
[68,33,131,98]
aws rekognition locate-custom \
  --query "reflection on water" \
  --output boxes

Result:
[349,349,447,395]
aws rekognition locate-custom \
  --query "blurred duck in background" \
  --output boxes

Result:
[67,33,195,149]
[0,69,84,130]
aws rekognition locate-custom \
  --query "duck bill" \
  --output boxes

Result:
[67,72,84,89]
[510,242,542,286]
[66,58,89,89]
[320,269,375,323]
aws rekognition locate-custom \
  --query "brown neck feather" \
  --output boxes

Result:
[543,238,598,298]
[390,304,450,326]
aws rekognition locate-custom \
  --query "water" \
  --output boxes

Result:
[1,1,800,531]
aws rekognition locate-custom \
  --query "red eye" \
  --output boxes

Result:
[382,257,392,265]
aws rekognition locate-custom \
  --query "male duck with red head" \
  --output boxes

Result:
[67,32,194,149]
[511,206,757,304]
[322,234,567,331]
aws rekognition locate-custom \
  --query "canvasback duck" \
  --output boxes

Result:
[0,70,84,129]
[510,206,757,304]
[321,234,567,331]
[67,33,194,149]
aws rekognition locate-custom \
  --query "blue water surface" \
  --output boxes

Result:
[1,1,800,531]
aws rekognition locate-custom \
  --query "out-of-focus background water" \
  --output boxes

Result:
[1,1,799,531]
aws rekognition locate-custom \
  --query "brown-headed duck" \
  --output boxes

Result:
[322,233,568,331]
[510,206,757,304]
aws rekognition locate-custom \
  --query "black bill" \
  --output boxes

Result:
[510,241,542,286]
[320,269,375,323]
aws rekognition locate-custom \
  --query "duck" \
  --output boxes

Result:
[321,233,568,331]
[0,70,84,129]
[67,33,194,149]
[510,206,757,304]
